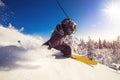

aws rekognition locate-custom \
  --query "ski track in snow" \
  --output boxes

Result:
[0,25,120,80]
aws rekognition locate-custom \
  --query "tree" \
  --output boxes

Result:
[98,38,103,49]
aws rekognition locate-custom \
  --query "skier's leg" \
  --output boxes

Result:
[43,41,49,46]
[61,44,71,58]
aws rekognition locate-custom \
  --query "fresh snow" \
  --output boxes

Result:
[0,25,120,80]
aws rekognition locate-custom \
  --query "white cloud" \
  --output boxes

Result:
[0,0,5,7]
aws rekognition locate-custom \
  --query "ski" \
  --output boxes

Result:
[71,53,97,65]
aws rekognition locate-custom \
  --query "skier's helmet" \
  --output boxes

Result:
[61,18,76,35]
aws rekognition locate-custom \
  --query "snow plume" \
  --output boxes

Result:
[7,23,24,32]
[0,24,45,49]
[0,25,57,70]
[0,24,56,59]
[19,27,24,32]
[0,0,5,7]
[7,23,16,30]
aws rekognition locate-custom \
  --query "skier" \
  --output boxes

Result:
[43,18,76,57]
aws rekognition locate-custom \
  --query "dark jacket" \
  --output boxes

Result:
[44,24,67,50]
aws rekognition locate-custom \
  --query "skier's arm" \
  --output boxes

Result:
[47,24,64,49]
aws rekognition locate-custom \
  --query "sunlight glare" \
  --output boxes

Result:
[103,0,120,21]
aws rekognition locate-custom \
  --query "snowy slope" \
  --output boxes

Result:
[0,25,120,80]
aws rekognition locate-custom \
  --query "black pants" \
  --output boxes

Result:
[54,43,72,57]
[43,42,71,57]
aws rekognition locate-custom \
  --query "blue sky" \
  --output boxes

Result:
[0,0,120,40]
